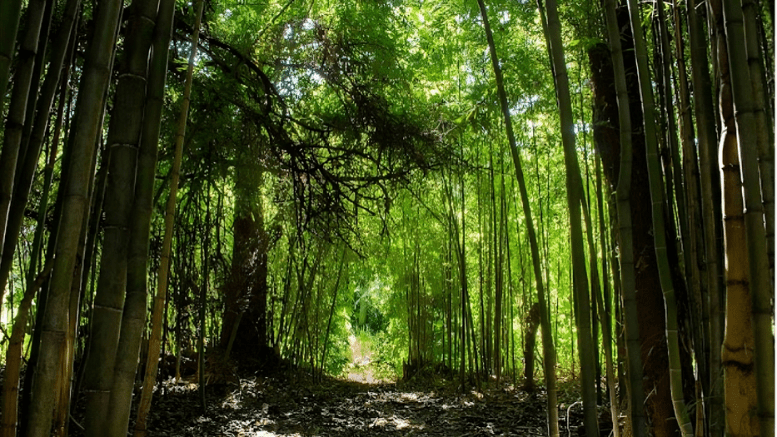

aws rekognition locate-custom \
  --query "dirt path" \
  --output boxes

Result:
[134,372,589,436]
[345,334,388,384]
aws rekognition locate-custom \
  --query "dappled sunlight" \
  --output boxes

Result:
[138,372,571,436]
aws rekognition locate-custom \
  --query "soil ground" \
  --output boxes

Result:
[126,370,594,437]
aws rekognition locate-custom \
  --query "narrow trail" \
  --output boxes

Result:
[345,333,388,385]
[130,371,591,436]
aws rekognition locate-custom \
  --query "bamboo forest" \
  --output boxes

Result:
[0,0,774,434]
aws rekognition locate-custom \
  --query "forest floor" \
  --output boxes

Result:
[130,368,597,437]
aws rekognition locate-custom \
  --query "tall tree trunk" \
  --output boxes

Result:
[134,1,203,434]
[475,1,558,434]
[523,303,540,391]
[220,154,270,365]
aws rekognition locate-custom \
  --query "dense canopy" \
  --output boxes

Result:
[0,0,773,435]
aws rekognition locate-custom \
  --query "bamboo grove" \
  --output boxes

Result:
[0,0,773,435]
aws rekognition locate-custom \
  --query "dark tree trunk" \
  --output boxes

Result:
[523,303,540,391]
[588,36,679,436]
[221,149,271,368]
[221,212,269,364]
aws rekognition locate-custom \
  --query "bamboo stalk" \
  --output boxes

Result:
[134,1,205,434]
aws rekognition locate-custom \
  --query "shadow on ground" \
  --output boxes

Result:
[118,369,592,436]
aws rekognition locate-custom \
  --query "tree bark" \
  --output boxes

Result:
[220,158,270,365]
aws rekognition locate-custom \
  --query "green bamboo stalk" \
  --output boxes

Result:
[475,0,558,434]
[741,0,774,271]
[538,0,598,432]
[686,0,725,433]
[199,175,211,412]
[672,0,708,398]
[594,152,619,437]
[0,262,52,437]
[0,0,81,310]
[0,0,47,291]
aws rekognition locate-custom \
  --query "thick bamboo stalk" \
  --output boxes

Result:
[710,3,761,429]
[720,0,775,432]
[106,0,175,431]
[24,0,124,432]
[81,0,161,430]
[741,0,774,271]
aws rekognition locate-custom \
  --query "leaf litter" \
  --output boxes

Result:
[117,370,594,436]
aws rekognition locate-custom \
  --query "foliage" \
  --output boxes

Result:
[3,0,770,433]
